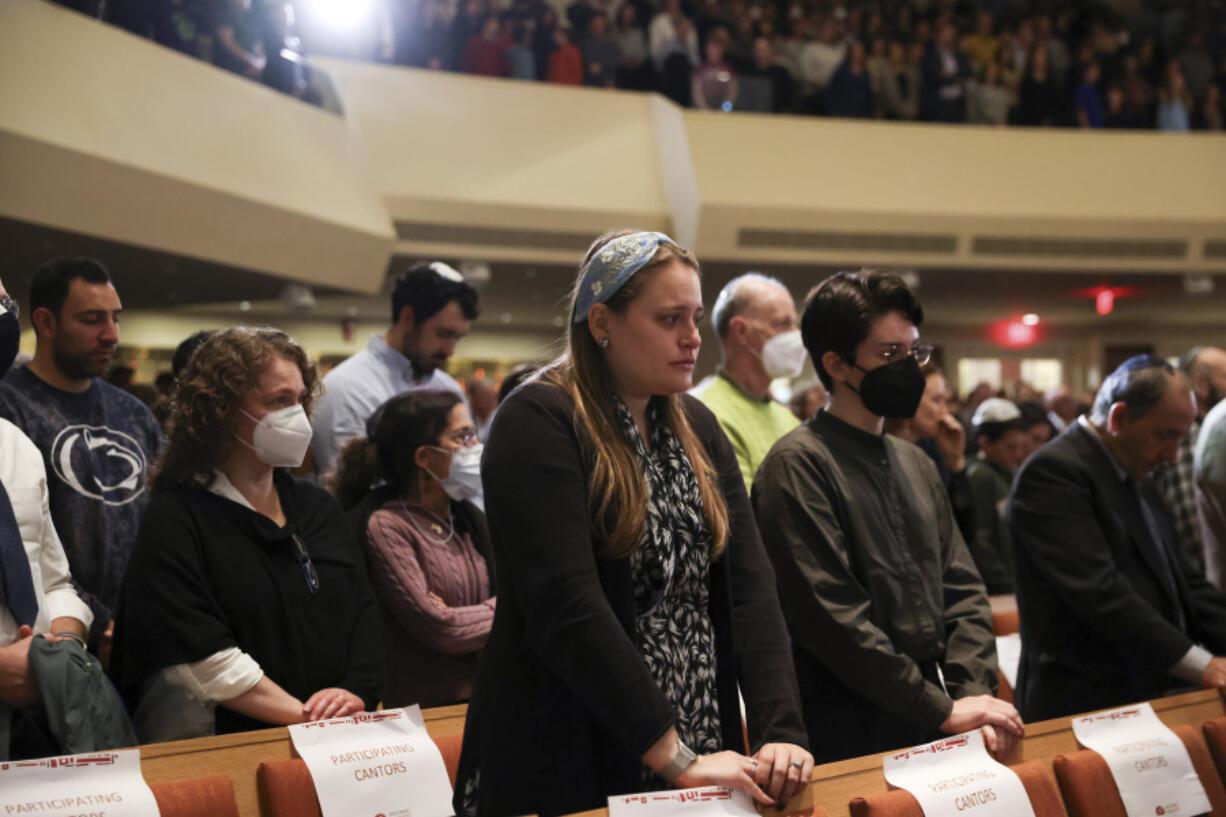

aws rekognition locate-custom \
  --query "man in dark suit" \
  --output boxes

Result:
[920,21,971,122]
[1009,355,1226,722]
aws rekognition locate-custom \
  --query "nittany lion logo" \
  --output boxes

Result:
[50,425,148,506]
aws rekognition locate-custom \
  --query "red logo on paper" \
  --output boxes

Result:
[1156,807,1165,814]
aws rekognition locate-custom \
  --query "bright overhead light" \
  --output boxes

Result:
[303,0,376,31]
[239,301,252,312]
[1022,313,1039,326]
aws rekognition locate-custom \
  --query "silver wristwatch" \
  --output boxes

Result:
[660,740,697,784]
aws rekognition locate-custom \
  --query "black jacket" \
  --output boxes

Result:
[1008,421,1226,721]
[753,411,996,762]
[113,471,383,735]
[454,382,807,817]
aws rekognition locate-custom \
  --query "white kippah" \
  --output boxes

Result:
[428,262,464,283]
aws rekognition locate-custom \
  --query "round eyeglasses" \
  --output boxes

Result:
[878,343,934,366]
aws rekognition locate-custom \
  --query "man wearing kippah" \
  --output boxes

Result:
[1009,356,1226,721]
[312,262,479,477]
[691,274,803,492]
[964,398,1029,595]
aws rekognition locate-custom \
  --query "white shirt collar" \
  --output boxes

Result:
[206,470,257,512]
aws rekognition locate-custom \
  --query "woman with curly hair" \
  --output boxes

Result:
[111,327,382,741]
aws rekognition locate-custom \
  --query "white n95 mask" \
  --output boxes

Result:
[427,443,484,502]
[760,329,808,379]
[238,405,314,468]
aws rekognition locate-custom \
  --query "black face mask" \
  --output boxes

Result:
[845,355,927,419]
[0,306,18,379]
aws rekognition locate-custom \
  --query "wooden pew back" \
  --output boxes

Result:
[133,691,1226,817]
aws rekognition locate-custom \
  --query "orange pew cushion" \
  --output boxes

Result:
[849,759,1066,817]
[149,774,240,817]
[258,735,462,817]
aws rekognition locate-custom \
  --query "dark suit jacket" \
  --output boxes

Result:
[1008,422,1226,721]
[919,45,971,122]
[453,382,807,817]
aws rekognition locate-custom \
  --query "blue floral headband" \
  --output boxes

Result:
[572,231,677,324]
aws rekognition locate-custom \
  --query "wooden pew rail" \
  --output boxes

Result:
[132,690,1226,817]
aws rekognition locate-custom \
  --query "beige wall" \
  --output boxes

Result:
[8,0,1225,287]
[8,0,1226,390]
[0,0,394,292]
[320,57,675,257]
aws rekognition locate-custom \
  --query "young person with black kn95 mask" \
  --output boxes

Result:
[753,269,1022,764]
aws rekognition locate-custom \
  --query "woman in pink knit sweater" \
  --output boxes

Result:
[337,389,495,708]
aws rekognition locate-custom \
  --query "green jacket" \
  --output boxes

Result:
[965,455,1016,594]
[0,636,136,760]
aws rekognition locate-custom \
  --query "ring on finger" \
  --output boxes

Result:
[789,760,804,770]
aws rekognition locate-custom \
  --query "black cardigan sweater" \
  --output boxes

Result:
[112,470,383,735]
[454,382,807,816]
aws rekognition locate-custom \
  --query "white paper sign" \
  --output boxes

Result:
[995,634,1021,691]
[609,786,758,817]
[289,705,453,817]
[1071,702,1210,817]
[882,730,1036,817]
[0,749,160,816]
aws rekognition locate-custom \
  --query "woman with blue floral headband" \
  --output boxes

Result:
[453,230,812,816]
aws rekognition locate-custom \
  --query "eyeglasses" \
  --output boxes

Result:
[438,426,480,447]
[291,533,320,595]
[878,343,934,366]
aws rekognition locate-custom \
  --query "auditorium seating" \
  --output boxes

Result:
[991,608,1020,637]
[1052,722,1226,817]
[1051,749,1127,817]
[848,760,1068,817]
[991,597,1019,705]
[1203,716,1226,782]
[149,774,241,817]
[1173,724,1226,816]
[257,759,320,817]
[257,733,462,817]
[120,689,1226,817]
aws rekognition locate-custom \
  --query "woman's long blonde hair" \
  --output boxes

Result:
[542,230,729,559]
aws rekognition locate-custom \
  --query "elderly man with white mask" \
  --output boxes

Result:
[692,273,806,491]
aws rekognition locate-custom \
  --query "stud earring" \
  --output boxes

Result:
[599,337,610,348]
